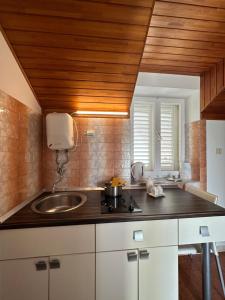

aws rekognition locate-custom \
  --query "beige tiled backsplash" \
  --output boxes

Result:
[0,90,43,217]
[186,120,206,190]
[0,93,132,216]
[43,117,131,190]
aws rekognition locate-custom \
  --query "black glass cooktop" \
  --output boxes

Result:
[101,191,142,214]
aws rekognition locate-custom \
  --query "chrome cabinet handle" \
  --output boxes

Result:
[133,230,144,242]
[139,249,150,259]
[200,226,210,237]
[49,259,61,269]
[35,261,47,271]
[127,251,138,262]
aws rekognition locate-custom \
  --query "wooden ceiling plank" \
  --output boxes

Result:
[151,15,225,34]
[140,64,201,75]
[144,44,225,58]
[159,0,225,10]
[14,45,141,65]
[142,52,220,63]
[19,58,138,75]
[38,95,130,104]
[149,27,225,44]
[154,1,225,23]
[0,13,147,41]
[0,0,150,26]
[6,30,143,54]
[83,0,154,8]
[24,69,136,84]
[30,78,135,91]
[146,36,225,52]
[141,58,213,69]
[35,87,133,98]
[40,101,130,111]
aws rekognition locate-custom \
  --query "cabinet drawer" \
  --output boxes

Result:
[0,225,95,260]
[96,220,178,252]
[179,216,225,245]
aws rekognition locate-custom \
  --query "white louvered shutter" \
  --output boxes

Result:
[160,103,179,171]
[133,99,154,170]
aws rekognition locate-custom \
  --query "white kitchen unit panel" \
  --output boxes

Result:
[49,253,95,300]
[179,216,225,245]
[0,257,48,300]
[96,219,178,252]
[139,246,178,300]
[96,250,138,300]
[0,225,95,260]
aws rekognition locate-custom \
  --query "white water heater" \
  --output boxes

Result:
[46,113,74,150]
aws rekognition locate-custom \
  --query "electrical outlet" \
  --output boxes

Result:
[85,130,95,136]
[216,148,222,155]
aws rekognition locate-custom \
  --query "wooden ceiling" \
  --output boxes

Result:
[140,0,225,76]
[0,0,155,113]
[2,0,225,114]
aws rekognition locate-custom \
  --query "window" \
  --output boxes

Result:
[160,104,179,171]
[132,98,181,172]
[132,99,154,170]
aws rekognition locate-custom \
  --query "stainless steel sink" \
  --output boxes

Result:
[31,192,87,214]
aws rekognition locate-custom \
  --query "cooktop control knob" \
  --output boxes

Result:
[128,204,134,212]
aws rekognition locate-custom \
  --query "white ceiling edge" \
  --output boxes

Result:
[136,72,200,90]
[134,86,199,99]
[0,31,41,114]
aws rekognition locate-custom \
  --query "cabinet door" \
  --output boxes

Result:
[49,253,95,300]
[0,257,48,300]
[96,250,138,300]
[139,246,178,300]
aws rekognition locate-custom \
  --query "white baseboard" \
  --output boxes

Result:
[0,189,45,223]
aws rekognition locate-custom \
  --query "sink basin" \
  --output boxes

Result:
[31,192,87,214]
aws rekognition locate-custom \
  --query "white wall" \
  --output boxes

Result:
[186,90,200,123]
[0,31,41,113]
[207,121,225,207]
[136,73,200,90]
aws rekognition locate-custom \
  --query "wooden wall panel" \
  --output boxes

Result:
[204,70,211,107]
[216,61,224,94]
[0,0,155,113]
[200,60,225,119]
[210,66,217,100]
[200,74,205,112]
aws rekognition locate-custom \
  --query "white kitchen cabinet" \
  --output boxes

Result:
[0,224,95,300]
[96,219,178,252]
[139,246,178,300]
[49,253,95,300]
[96,246,178,300]
[179,216,225,245]
[0,257,49,300]
[96,220,179,300]
[0,253,95,300]
[96,250,138,300]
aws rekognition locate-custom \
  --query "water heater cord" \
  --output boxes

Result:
[52,150,69,193]
[70,113,80,151]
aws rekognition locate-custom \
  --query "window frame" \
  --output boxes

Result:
[131,98,155,171]
[131,97,185,176]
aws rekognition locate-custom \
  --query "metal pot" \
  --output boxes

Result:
[104,185,123,197]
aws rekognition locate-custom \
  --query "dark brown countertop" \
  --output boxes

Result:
[1,188,225,229]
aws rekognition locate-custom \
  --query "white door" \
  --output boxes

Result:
[139,246,178,300]
[49,253,95,300]
[0,257,48,300]
[96,250,138,300]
